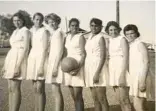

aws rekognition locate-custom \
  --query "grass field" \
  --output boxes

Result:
[0,48,155,111]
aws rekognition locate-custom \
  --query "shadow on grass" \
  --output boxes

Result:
[147,101,155,111]
[85,104,122,111]
[85,101,155,111]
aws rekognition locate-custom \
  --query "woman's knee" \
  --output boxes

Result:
[119,87,130,104]
[36,81,45,94]
[91,89,99,103]
[133,97,146,110]
[52,84,62,96]
[10,80,21,93]
[74,88,83,101]
[119,95,130,105]
[74,95,83,103]
[96,87,107,102]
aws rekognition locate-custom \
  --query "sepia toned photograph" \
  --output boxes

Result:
[0,0,155,111]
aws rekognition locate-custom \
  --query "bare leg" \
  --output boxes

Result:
[96,87,109,111]
[36,80,46,111]
[69,86,75,102]
[10,79,21,111]
[133,97,147,111]
[52,83,64,111]
[73,87,84,111]
[8,80,12,111]
[90,87,101,111]
[33,81,38,111]
[118,87,132,111]
[114,87,124,111]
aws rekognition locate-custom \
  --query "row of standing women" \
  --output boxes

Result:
[1,12,150,111]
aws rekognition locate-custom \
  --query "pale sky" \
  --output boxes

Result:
[0,1,155,44]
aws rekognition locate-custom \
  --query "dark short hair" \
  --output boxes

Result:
[33,12,44,22]
[105,21,122,34]
[69,18,80,27]
[11,12,26,26]
[45,13,61,25]
[123,24,140,37]
[90,18,102,26]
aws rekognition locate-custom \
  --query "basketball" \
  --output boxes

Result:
[61,57,79,73]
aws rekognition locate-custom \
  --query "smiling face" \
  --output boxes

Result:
[47,19,59,30]
[90,22,102,34]
[108,25,119,37]
[69,21,79,34]
[33,15,43,28]
[125,30,137,43]
[13,16,24,29]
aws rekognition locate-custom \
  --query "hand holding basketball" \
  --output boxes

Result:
[69,67,80,76]
[61,57,79,75]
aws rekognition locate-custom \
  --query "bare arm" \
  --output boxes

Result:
[38,30,49,69]
[16,30,31,68]
[95,37,106,76]
[78,35,86,67]
[138,42,149,83]
[53,31,64,71]
[62,37,67,58]
[120,37,129,75]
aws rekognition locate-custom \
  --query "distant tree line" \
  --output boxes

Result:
[0,10,33,47]
[0,10,155,50]
[0,10,33,36]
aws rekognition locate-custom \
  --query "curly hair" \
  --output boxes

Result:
[45,13,61,25]
[11,12,26,26]
[105,21,122,34]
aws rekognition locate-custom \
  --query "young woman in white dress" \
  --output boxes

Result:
[105,21,132,111]
[63,18,85,111]
[27,13,49,111]
[85,18,109,111]
[124,24,149,111]
[1,12,31,111]
[45,13,64,111]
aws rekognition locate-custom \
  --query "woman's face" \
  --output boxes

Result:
[33,15,43,28]
[125,30,137,43]
[90,22,102,34]
[13,16,23,29]
[69,21,79,34]
[47,19,58,30]
[108,25,119,37]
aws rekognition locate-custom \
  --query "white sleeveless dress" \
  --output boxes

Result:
[129,38,149,98]
[3,27,30,80]
[109,35,129,86]
[85,32,109,87]
[63,33,85,87]
[45,28,65,84]
[27,26,48,80]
